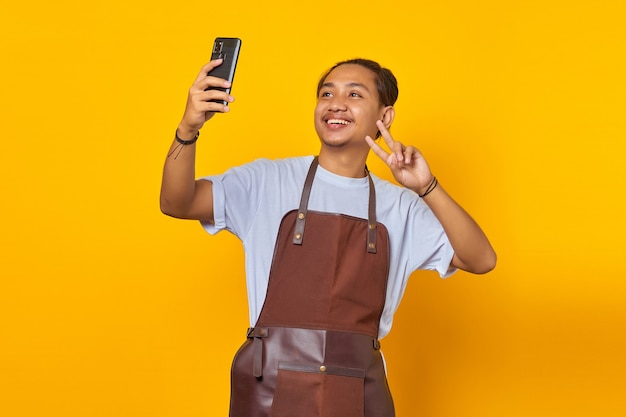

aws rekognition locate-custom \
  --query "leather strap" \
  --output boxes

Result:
[294,157,377,253]
[366,167,377,254]
[292,157,318,245]
[247,327,269,378]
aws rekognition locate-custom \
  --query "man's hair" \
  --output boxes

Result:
[316,58,399,107]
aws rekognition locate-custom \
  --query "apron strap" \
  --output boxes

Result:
[366,167,377,254]
[247,327,269,378]
[293,157,378,253]
[292,157,318,246]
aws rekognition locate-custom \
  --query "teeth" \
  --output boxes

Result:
[327,119,351,125]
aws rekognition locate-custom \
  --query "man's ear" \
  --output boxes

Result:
[374,106,395,139]
[381,106,395,130]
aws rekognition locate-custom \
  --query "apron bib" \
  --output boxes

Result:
[229,157,395,417]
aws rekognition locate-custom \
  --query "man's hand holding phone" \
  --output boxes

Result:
[178,37,241,139]
[177,59,235,139]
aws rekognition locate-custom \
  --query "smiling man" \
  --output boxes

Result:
[160,58,496,417]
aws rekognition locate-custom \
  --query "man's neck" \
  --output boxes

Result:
[318,147,369,178]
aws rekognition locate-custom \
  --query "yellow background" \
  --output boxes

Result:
[1,0,625,416]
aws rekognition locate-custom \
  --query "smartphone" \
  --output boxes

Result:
[207,37,242,104]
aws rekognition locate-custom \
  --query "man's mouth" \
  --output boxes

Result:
[326,119,352,126]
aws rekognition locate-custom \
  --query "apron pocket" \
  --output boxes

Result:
[269,362,365,417]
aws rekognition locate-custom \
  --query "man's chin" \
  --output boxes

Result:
[320,136,350,148]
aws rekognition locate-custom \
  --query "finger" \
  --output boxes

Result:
[203,102,231,115]
[192,100,230,115]
[194,59,224,84]
[376,120,404,161]
[375,120,396,149]
[403,146,420,164]
[193,65,233,94]
[195,89,234,105]
[190,93,233,114]
[203,100,232,114]
[195,77,232,93]
[391,141,406,163]
[365,135,392,163]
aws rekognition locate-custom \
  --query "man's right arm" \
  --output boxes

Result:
[159,60,235,222]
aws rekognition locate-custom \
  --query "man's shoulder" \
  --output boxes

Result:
[370,173,411,195]
[244,155,314,171]
[220,155,313,177]
[228,156,314,190]
[370,173,424,210]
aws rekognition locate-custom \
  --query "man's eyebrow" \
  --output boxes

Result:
[321,82,371,91]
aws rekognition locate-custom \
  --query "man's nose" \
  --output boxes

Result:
[328,96,347,111]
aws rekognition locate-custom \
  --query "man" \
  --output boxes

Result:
[161,57,496,416]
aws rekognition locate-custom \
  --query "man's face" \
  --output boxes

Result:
[314,64,386,150]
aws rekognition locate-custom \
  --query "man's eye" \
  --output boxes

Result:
[350,92,361,98]
[322,92,332,97]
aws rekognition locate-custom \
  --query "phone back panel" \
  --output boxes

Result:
[208,37,241,89]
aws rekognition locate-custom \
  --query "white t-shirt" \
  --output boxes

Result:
[201,155,455,339]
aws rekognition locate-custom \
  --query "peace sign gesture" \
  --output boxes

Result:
[365,120,435,195]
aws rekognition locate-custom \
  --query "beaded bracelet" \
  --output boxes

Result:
[418,177,438,198]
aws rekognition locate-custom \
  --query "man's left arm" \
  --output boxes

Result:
[417,182,496,274]
[366,120,496,274]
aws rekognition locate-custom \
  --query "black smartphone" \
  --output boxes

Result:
[207,37,242,104]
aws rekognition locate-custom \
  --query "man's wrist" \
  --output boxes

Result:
[176,124,199,141]
[416,176,438,198]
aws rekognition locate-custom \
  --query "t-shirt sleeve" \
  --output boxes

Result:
[409,199,457,278]
[199,177,225,235]
[199,161,267,239]
[423,235,456,278]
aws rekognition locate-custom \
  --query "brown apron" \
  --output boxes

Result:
[229,157,395,417]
